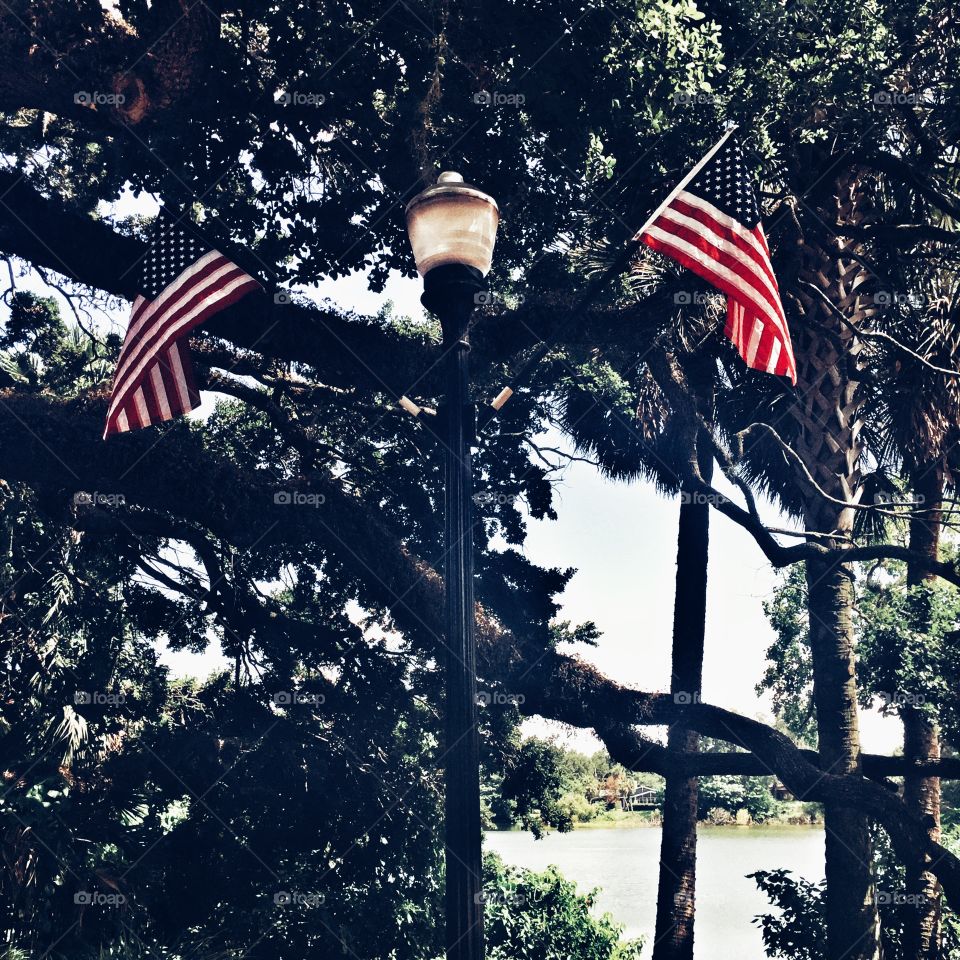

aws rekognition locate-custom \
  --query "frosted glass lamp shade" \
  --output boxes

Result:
[405,172,499,276]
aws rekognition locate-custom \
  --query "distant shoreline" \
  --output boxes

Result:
[488,821,825,833]
[489,805,823,832]
[572,818,824,830]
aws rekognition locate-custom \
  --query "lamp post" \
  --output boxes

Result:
[406,172,499,960]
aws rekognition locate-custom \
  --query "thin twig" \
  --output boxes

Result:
[800,280,960,378]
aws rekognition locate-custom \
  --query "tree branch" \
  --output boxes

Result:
[0,0,221,127]
[2,390,960,907]
[645,347,960,586]
[596,739,960,780]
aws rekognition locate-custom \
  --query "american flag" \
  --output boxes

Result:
[637,131,797,384]
[103,209,262,438]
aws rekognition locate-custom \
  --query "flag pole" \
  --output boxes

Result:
[476,125,738,430]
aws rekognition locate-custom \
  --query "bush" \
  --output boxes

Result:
[705,807,735,825]
[483,854,644,960]
[697,776,782,823]
[742,779,781,823]
[0,933,236,960]
[557,790,601,823]
[750,869,826,960]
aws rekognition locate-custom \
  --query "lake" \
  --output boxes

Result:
[485,825,825,959]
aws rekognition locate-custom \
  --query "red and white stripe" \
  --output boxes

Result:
[104,251,261,438]
[639,189,797,384]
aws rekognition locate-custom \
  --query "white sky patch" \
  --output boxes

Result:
[155,636,227,679]
[515,438,902,756]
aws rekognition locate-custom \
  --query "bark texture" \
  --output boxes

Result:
[0,0,221,126]
[807,553,881,959]
[903,464,944,960]
[652,432,713,960]
[792,169,881,960]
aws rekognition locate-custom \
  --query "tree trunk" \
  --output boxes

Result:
[806,548,881,960]
[652,424,713,960]
[791,168,881,960]
[901,710,942,958]
[902,464,944,960]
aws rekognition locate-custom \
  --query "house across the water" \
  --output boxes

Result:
[619,786,659,811]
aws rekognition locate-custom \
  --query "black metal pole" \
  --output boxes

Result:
[422,263,485,960]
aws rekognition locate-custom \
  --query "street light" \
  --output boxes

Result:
[406,172,499,960]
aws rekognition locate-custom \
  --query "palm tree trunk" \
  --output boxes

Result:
[902,464,943,959]
[901,710,941,958]
[806,547,881,960]
[792,169,881,960]
[652,425,713,960]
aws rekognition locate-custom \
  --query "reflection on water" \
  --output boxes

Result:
[485,825,825,959]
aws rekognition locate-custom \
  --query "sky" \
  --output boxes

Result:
[162,265,903,756]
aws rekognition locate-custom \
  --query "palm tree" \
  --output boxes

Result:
[861,271,960,958]
[558,274,720,960]
[721,140,960,957]
[719,160,883,959]
[791,167,882,960]
[651,402,712,960]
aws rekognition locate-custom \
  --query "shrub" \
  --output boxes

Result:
[558,790,601,823]
[697,776,782,823]
[752,830,960,959]
[483,854,644,960]
[705,807,735,826]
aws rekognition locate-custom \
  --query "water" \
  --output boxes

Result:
[485,825,825,959]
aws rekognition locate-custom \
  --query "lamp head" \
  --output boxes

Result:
[405,172,499,277]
